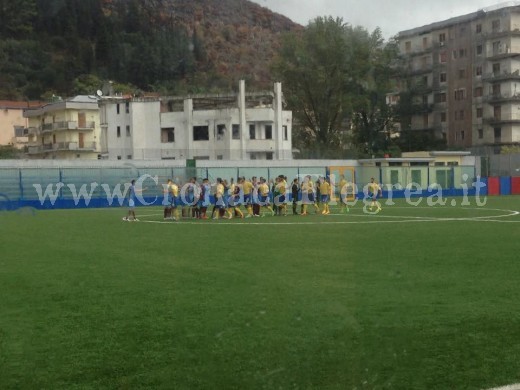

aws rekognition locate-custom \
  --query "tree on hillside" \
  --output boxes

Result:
[273,17,399,158]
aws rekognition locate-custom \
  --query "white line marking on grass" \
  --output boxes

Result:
[134,208,520,225]
[485,384,520,390]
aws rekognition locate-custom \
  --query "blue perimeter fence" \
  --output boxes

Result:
[0,165,481,210]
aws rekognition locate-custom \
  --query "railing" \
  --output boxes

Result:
[482,70,520,81]
[483,93,520,103]
[37,121,96,133]
[26,142,97,153]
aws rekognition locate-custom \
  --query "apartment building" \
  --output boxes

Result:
[100,81,293,160]
[395,2,520,153]
[0,100,42,148]
[25,96,105,159]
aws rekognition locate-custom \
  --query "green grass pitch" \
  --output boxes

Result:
[1,196,519,389]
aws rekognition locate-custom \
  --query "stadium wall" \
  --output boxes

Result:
[0,159,483,210]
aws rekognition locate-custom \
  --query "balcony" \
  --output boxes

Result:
[482,28,520,40]
[483,116,520,125]
[38,121,96,133]
[487,45,520,60]
[53,141,97,151]
[482,70,520,82]
[26,142,97,154]
[484,92,520,103]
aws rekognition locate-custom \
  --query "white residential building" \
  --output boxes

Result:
[25,96,104,159]
[100,81,293,160]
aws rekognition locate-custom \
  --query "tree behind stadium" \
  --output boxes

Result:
[273,16,398,158]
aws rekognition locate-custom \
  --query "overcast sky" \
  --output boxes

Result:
[250,0,519,38]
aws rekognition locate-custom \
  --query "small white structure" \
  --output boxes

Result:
[100,80,293,161]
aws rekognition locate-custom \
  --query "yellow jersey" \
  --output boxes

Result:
[215,183,224,198]
[339,179,348,195]
[258,183,269,196]
[243,180,253,195]
[319,181,331,196]
[171,183,179,197]
[368,182,381,194]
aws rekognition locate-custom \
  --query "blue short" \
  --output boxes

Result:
[275,195,285,205]
[243,193,251,205]
[259,194,269,204]
[320,194,329,203]
[308,193,315,203]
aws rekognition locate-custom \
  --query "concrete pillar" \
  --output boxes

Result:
[184,98,193,159]
[274,82,283,159]
[239,80,247,160]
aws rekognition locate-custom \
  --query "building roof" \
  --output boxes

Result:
[398,2,520,38]
[0,100,44,110]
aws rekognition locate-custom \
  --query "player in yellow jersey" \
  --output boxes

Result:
[163,179,173,220]
[368,177,382,212]
[212,178,226,220]
[242,176,254,218]
[320,177,332,215]
[274,176,287,216]
[257,177,274,216]
[170,180,180,220]
[338,174,350,213]
[228,178,244,218]
[309,177,320,214]
[300,176,313,216]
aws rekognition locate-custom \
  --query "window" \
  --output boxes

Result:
[460,131,464,141]
[476,66,482,76]
[117,155,122,160]
[478,129,484,139]
[476,24,482,34]
[434,93,446,103]
[423,113,429,127]
[116,104,120,114]
[476,45,483,55]
[440,51,447,63]
[405,41,411,52]
[452,50,458,59]
[454,89,465,101]
[493,41,501,55]
[494,105,501,120]
[117,126,121,138]
[283,125,288,140]
[125,102,130,114]
[493,62,501,75]
[474,87,483,97]
[127,155,132,160]
[460,26,466,36]
[126,125,130,136]
[250,153,257,160]
[459,69,466,79]
[266,152,273,160]
[216,124,226,140]
[265,125,272,140]
[422,37,428,48]
[249,124,256,139]
[459,48,466,58]
[440,72,447,83]
[161,128,175,143]
[232,124,240,140]
[494,127,502,142]
[439,33,446,43]
[492,83,501,96]
[193,126,209,141]
[492,19,501,32]
[476,108,483,118]
[217,155,223,160]
[459,110,465,120]
[440,112,447,122]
